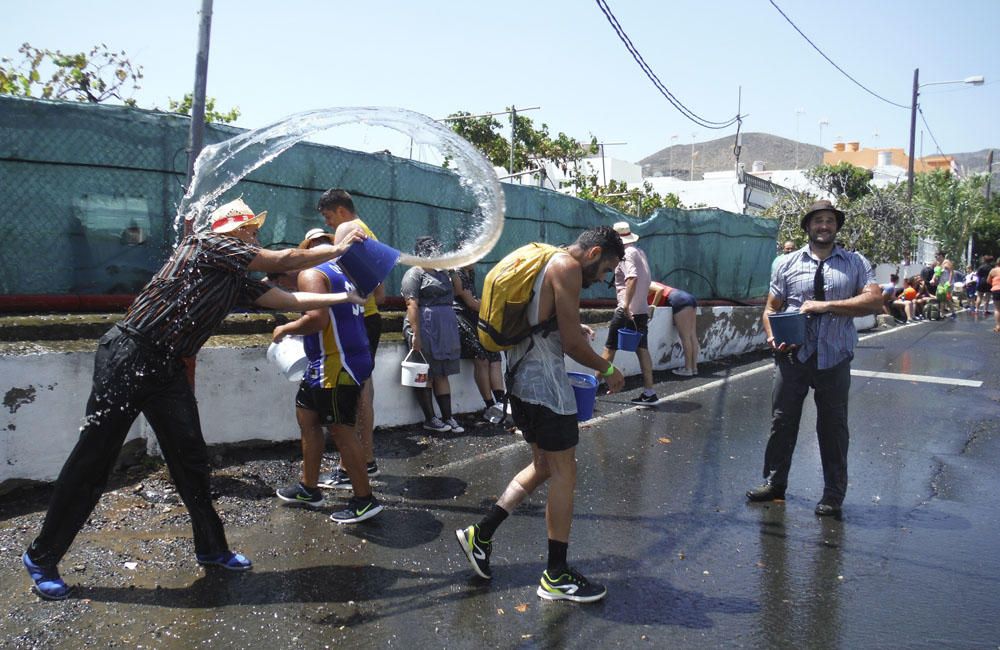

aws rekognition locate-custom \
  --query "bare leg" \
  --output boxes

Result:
[296,407,324,489]
[543,447,577,542]
[472,358,492,403]
[352,379,375,465]
[673,308,699,371]
[329,423,371,497]
[636,347,654,390]
[489,360,505,392]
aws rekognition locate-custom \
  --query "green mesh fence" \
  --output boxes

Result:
[0,96,776,303]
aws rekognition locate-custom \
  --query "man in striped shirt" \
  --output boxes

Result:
[746,200,882,517]
[23,199,367,600]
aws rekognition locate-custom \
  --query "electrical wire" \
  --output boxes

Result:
[917,107,946,157]
[768,0,910,110]
[595,0,740,129]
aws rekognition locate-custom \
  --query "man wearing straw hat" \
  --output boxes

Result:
[600,221,656,405]
[745,199,881,517]
[315,190,385,489]
[22,198,367,600]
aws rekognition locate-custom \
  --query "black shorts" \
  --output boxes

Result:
[364,313,382,362]
[510,396,579,452]
[295,382,361,426]
[604,309,649,350]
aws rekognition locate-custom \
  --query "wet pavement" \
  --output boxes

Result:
[2,312,998,648]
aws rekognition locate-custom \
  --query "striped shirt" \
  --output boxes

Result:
[121,232,270,358]
[770,244,876,369]
[302,261,373,388]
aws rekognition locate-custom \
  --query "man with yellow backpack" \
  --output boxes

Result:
[455,226,625,603]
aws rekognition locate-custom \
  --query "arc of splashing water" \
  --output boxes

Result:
[175,106,505,269]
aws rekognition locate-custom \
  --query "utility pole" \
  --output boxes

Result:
[906,68,919,202]
[689,133,697,181]
[184,0,214,236]
[509,107,517,177]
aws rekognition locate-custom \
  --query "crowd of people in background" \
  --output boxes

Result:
[879,253,998,330]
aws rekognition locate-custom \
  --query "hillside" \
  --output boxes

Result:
[640,133,998,185]
[639,132,825,179]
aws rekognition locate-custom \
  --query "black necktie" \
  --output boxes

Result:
[814,260,826,301]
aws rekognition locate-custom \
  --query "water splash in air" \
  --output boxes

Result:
[175,107,505,269]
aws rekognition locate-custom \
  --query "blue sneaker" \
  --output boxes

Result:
[23,551,72,600]
[196,551,253,571]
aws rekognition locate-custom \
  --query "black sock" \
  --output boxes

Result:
[493,389,506,404]
[435,393,453,420]
[416,388,435,421]
[547,539,568,574]
[476,504,509,540]
[484,398,496,408]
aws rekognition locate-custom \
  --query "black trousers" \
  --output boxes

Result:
[28,326,229,567]
[762,353,851,504]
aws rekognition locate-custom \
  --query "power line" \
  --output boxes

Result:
[918,107,946,157]
[768,0,910,110]
[595,0,740,130]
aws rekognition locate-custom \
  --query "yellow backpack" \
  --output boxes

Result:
[477,243,562,352]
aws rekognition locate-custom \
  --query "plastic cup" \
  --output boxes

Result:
[617,328,642,352]
[768,310,806,346]
[339,238,400,296]
[567,372,599,421]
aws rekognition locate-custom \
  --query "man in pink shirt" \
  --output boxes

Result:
[600,222,657,404]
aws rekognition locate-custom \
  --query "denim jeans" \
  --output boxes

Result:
[762,352,851,504]
[29,325,229,566]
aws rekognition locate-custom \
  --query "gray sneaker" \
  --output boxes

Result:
[424,417,451,433]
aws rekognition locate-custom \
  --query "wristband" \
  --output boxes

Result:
[602,364,616,377]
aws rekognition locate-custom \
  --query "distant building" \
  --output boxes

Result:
[823,141,954,175]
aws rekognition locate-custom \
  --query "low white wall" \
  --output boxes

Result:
[0,307,876,485]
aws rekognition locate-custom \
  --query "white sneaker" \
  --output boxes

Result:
[672,368,695,377]
[445,418,465,433]
[425,417,451,432]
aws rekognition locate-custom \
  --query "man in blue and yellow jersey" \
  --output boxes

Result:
[273,245,383,524]
[315,189,386,490]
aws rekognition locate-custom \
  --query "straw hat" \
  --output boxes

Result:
[612,221,638,244]
[209,198,267,233]
[299,228,333,249]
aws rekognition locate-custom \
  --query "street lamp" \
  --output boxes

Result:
[906,69,984,200]
[818,118,829,149]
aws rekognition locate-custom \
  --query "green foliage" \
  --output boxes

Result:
[805,162,874,202]
[1,42,239,124]
[576,179,681,218]
[166,93,241,124]
[446,108,596,174]
[0,42,142,105]
[913,170,990,261]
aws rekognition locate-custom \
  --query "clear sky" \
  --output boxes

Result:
[3,0,998,166]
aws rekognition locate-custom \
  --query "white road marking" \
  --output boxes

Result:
[426,324,968,475]
[850,369,982,388]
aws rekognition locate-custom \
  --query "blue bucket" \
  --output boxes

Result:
[617,328,641,352]
[338,238,400,296]
[768,310,806,346]
[567,372,599,421]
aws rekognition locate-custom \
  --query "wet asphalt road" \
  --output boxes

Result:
[2,312,998,649]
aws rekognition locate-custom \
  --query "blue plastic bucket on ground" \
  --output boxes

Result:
[568,372,599,421]
[617,328,641,352]
[339,238,400,296]
[768,310,806,346]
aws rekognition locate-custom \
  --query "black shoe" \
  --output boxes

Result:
[814,499,842,516]
[746,482,786,502]
[330,495,383,524]
[454,525,492,579]
[276,482,324,508]
[537,566,607,603]
[630,392,658,405]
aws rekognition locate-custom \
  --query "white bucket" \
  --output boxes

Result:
[401,349,429,388]
[267,335,309,382]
